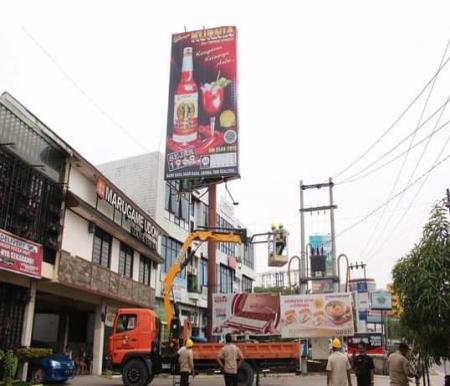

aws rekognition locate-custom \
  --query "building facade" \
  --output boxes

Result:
[98,152,256,339]
[0,93,164,376]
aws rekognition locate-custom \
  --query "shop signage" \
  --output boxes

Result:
[370,290,392,310]
[0,228,43,278]
[165,26,239,183]
[348,333,384,355]
[97,179,159,250]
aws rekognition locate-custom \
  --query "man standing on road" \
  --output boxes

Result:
[352,342,374,386]
[217,333,244,386]
[326,338,352,386]
[178,339,195,386]
[388,342,415,386]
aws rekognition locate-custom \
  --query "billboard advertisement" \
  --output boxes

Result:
[165,26,239,183]
[280,293,354,338]
[212,293,280,335]
[0,228,43,278]
[309,234,333,277]
[212,292,354,338]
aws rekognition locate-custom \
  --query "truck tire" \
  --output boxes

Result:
[237,361,255,386]
[122,358,150,386]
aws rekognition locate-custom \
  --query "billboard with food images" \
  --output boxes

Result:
[280,293,354,338]
[164,26,239,183]
[212,292,354,338]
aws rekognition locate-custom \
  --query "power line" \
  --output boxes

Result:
[336,99,450,184]
[333,54,450,179]
[335,153,450,239]
[337,118,450,184]
[360,38,450,259]
[22,26,150,153]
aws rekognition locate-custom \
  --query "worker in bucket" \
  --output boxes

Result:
[327,338,352,386]
[178,338,195,386]
[217,333,244,386]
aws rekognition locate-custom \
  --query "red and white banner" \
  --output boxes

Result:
[0,228,43,278]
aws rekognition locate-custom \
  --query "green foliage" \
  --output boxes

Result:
[2,350,18,386]
[15,348,52,361]
[0,350,3,361]
[392,202,450,362]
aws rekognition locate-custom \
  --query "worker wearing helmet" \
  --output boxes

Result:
[326,338,352,386]
[178,339,195,386]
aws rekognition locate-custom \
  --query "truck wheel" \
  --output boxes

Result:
[122,359,150,386]
[237,361,255,386]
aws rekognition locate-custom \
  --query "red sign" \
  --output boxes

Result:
[0,228,43,278]
[348,333,384,355]
[165,26,239,183]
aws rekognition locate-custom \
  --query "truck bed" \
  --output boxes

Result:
[192,341,300,360]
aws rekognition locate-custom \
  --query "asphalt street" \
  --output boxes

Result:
[65,373,445,386]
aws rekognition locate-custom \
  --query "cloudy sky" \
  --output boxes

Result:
[1,0,450,288]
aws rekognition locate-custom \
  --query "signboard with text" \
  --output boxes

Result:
[348,333,384,355]
[165,26,239,184]
[371,290,392,310]
[212,292,354,338]
[0,228,43,278]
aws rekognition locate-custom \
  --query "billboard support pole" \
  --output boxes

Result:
[328,177,338,292]
[207,183,217,342]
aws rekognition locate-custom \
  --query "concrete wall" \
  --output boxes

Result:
[61,210,94,262]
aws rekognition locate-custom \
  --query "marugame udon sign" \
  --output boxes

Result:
[212,292,354,338]
[164,26,239,184]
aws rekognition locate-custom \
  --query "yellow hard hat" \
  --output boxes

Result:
[186,339,194,348]
[332,338,342,349]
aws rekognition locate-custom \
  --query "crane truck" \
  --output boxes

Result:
[108,228,300,386]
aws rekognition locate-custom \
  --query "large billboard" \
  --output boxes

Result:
[165,26,239,183]
[212,292,354,338]
[0,228,43,279]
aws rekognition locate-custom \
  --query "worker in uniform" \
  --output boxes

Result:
[352,342,374,386]
[217,333,244,386]
[326,338,352,386]
[388,342,415,386]
[178,339,195,386]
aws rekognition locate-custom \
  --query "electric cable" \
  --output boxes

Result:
[336,98,450,184]
[360,39,450,259]
[333,54,450,179]
[22,26,150,153]
[335,153,450,239]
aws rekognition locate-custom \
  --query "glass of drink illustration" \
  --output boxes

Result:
[201,83,224,137]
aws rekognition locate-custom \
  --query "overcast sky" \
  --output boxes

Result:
[1,0,450,288]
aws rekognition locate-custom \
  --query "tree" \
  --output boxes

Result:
[392,202,450,364]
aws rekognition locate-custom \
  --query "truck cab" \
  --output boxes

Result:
[109,308,162,386]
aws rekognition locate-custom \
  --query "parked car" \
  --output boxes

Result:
[29,353,76,383]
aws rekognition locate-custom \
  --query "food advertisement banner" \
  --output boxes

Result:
[280,293,354,338]
[0,228,43,278]
[212,292,354,338]
[212,293,280,335]
[165,26,239,183]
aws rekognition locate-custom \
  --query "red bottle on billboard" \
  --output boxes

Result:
[173,47,198,143]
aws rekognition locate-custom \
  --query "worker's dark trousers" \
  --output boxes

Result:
[180,372,190,386]
[224,373,238,386]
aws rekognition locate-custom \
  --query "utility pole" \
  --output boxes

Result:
[299,180,306,294]
[299,178,338,292]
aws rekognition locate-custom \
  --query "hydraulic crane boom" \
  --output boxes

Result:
[162,229,245,338]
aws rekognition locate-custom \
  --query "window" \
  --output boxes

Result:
[92,227,112,267]
[243,243,254,269]
[161,236,185,278]
[115,314,137,333]
[242,275,253,293]
[199,258,208,287]
[275,272,284,288]
[165,183,190,223]
[216,215,236,256]
[219,264,234,293]
[118,243,133,278]
[139,255,151,286]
